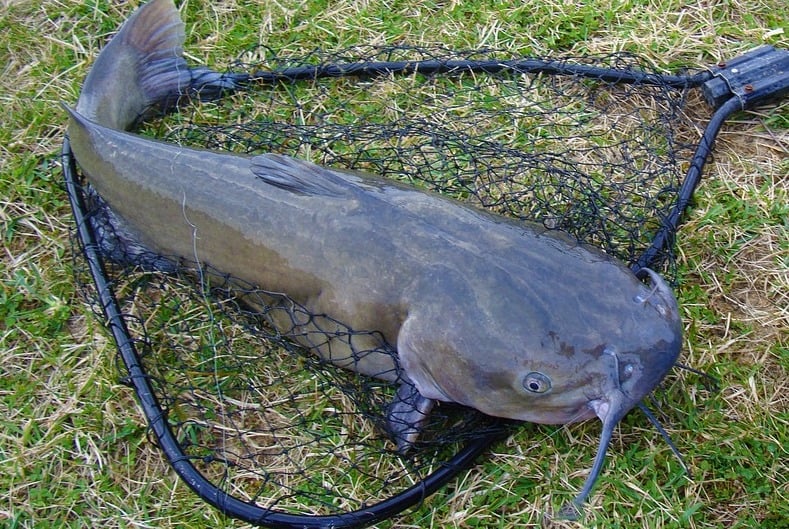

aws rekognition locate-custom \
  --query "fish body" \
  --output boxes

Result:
[66,0,683,513]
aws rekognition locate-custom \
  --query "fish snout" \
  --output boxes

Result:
[617,268,683,402]
[609,347,678,410]
[599,329,679,419]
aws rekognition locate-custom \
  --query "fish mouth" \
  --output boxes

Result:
[522,405,598,425]
[635,267,679,318]
[587,391,630,427]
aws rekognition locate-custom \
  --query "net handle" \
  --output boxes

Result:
[233,55,712,88]
[632,96,742,273]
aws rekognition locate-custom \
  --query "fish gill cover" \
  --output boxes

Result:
[66,44,705,525]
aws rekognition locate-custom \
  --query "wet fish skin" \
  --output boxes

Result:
[66,0,683,513]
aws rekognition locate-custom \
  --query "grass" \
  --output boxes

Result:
[1,0,787,528]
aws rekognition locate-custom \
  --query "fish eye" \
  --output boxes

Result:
[523,372,552,394]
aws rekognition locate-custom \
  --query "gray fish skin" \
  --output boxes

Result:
[66,0,683,510]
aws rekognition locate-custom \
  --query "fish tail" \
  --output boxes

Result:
[75,0,238,131]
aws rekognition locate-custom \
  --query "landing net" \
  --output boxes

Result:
[65,45,716,527]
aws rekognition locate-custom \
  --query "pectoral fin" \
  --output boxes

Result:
[386,380,435,453]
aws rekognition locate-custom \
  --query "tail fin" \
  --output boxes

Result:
[75,0,245,131]
[76,0,190,130]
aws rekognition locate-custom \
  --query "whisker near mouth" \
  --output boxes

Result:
[637,402,691,478]
[674,362,720,392]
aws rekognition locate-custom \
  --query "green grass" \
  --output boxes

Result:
[2,0,787,527]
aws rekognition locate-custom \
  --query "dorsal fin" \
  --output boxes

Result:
[250,154,357,197]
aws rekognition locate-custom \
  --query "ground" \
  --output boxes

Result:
[1,0,786,527]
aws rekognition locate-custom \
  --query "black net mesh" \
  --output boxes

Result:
[68,45,702,521]
[165,46,698,275]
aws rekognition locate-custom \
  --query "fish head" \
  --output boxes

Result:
[399,266,682,426]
